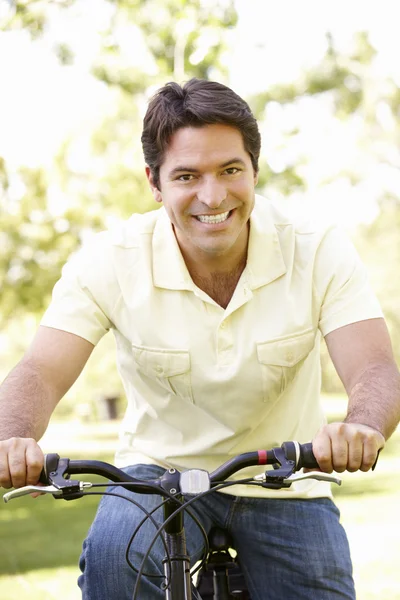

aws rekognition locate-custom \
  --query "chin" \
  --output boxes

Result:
[201,245,231,257]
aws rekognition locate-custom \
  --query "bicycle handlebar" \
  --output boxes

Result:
[3,441,342,504]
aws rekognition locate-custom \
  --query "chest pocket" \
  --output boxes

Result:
[257,330,316,403]
[132,345,193,402]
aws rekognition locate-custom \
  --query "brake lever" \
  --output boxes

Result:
[284,472,342,486]
[254,471,342,487]
[3,480,93,503]
[3,485,63,503]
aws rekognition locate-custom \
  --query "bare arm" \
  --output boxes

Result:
[0,325,94,488]
[313,318,400,472]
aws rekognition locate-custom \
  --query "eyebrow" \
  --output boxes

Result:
[168,158,247,178]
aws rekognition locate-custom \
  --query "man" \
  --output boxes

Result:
[1,78,399,599]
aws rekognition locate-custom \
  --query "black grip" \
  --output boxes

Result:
[39,469,48,485]
[39,453,60,484]
[298,443,319,470]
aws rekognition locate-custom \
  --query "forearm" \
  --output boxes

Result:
[344,361,400,440]
[0,358,59,441]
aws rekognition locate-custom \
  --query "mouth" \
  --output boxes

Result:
[194,210,232,224]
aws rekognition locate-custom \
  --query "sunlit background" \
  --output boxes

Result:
[1,1,399,598]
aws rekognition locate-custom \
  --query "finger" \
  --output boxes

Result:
[312,433,333,473]
[372,448,382,471]
[0,447,12,489]
[331,431,348,473]
[346,431,363,472]
[8,443,28,489]
[30,484,46,499]
[25,443,44,485]
[360,436,381,472]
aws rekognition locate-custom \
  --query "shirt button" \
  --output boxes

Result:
[155,365,163,374]
[220,322,226,329]
[286,351,294,362]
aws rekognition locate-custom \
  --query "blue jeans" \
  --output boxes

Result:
[78,464,355,599]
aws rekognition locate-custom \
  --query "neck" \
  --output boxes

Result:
[184,248,247,280]
[176,223,250,280]
[187,253,247,309]
[178,239,248,309]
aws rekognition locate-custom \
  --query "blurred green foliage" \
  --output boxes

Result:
[0,0,237,414]
[0,0,236,329]
[1,2,400,408]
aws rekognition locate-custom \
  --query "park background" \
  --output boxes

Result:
[0,0,399,598]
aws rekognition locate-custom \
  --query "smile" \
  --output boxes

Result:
[195,211,231,224]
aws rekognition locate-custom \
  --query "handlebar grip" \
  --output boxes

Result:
[39,469,48,485]
[39,453,60,485]
[298,443,319,470]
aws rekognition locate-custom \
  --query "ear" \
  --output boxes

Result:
[145,166,162,203]
[253,170,259,187]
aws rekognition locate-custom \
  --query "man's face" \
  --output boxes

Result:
[146,124,258,263]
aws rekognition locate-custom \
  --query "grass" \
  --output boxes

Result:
[0,421,117,599]
[0,481,103,574]
[1,405,399,599]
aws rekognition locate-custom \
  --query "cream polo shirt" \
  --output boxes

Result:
[41,195,383,499]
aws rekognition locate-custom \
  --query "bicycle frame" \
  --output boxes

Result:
[162,498,192,600]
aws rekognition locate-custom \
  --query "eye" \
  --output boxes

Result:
[224,167,240,175]
[177,174,195,182]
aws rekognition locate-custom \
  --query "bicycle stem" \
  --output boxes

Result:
[162,525,192,600]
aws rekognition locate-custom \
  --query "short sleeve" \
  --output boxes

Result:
[41,232,117,345]
[314,226,383,337]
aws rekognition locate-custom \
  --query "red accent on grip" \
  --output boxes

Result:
[258,450,267,464]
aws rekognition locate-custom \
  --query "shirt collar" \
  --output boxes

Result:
[152,196,287,291]
[245,195,287,290]
[152,207,194,291]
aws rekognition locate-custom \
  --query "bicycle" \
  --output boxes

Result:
[4,441,341,599]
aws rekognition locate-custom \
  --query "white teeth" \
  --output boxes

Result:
[196,211,230,224]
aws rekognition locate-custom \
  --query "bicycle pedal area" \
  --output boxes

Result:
[195,527,251,599]
[196,565,250,600]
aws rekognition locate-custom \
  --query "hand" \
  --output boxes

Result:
[311,422,385,473]
[0,437,44,489]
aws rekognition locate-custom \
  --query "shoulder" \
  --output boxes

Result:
[251,195,362,277]
[63,209,162,285]
[106,207,161,248]
[253,194,337,240]
[73,208,162,261]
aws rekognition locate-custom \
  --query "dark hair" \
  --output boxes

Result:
[141,78,261,189]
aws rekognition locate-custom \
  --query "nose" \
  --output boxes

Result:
[196,177,227,209]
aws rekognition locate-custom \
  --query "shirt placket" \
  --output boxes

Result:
[217,284,253,365]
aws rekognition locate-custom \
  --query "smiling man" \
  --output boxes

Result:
[1,79,399,600]
[146,122,257,308]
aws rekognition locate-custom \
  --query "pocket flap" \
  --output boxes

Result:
[257,331,315,367]
[132,345,191,377]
